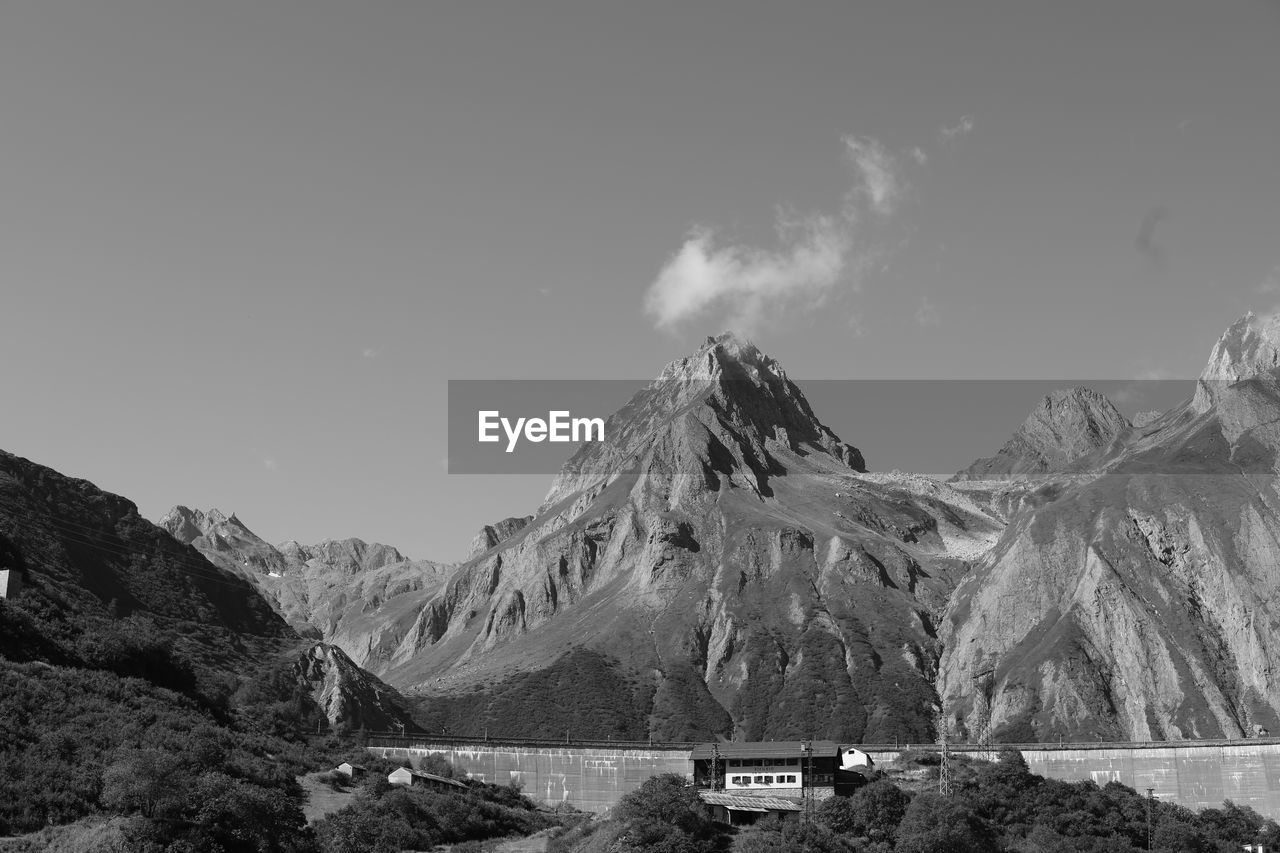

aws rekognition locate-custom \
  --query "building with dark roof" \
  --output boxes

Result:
[691,741,846,804]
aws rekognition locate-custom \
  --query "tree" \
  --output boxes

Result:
[817,779,910,843]
[738,819,851,853]
[615,774,714,838]
[99,748,185,819]
[894,792,996,853]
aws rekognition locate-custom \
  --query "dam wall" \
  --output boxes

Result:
[367,738,693,813]
[368,736,1280,817]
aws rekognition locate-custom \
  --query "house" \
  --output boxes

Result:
[387,767,469,793]
[335,762,366,780]
[691,741,842,802]
[0,568,22,599]
[839,747,876,778]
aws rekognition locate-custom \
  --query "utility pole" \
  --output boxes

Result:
[712,743,721,792]
[800,740,814,821]
[939,720,953,796]
[1146,787,1155,851]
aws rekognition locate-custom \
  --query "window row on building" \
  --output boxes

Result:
[728,774,800,787]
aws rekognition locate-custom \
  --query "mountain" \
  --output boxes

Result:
[467,515,534,560]
[954,387,1131,480]
[350,333,1001,742]
[160,506,452,656]
[939,312,1280,742]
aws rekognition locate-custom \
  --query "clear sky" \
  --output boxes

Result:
[2,1,1278,561]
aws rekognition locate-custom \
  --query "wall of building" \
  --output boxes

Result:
[367,740,694,814]
[369,738,1280,818]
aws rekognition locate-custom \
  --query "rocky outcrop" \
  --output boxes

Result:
[293,642,419,732]
[160,506,451,660]
[939,313,1280,742]
[955,387,1130,480]
[466,516,534,560]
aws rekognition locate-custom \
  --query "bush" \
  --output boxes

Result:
[894,792,997,853]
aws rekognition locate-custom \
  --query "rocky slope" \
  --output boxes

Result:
[0,450,419,734]
[362,333,1003,742]
[160,506,452,656]
[292,642,420,732]
[954,387,1131,480]
[939,312,1280,742]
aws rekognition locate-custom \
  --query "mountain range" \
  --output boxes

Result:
[10,313,1280,747]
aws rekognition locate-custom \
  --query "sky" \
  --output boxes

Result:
[1,1,1278,562]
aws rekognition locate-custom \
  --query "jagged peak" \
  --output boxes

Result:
[1200,311,1280,382]
[655,331,782,384]
[1193,311,1280,412]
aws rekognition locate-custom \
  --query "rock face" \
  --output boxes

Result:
[939,313,1280,742]
[372,333,1001,742]
[955,387,1131,480]
[160,506,452,663]
[292,642,419,732]
[466,516,534,561]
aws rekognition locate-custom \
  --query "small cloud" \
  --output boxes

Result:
[643,131,919,334]
[644,215,853,336]
[915,295,941,327]
[843,135,904,215]
[537,287,553,296]
[1256,266,1280,295]
[1136,206,1168,269]
[847,310,867,338]
[911,147,928,165]
[263,458,278,471]
[940,115,974,141]
[362,347,379,359]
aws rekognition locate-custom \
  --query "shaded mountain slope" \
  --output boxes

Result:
[940,313,1280,742]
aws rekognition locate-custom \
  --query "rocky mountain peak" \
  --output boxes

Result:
[541,333,863,507]
[655,331,782,385]
[956,386,1129,480]
[1194,311,1280,411]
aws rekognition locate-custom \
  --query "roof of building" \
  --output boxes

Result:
[388,768,468,789]
[699,791,804,812]
[690,741,841,760]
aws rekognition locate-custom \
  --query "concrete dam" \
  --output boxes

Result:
[367,736,1280,817]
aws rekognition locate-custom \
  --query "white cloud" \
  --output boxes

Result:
[263,458,278,471]
[940,115,975,141]
[843,136,903,215]
[915,295,941,327]
[643,132,919,334]
[362,347,379,359]
[911,147,928,165]
[644,215,852,336]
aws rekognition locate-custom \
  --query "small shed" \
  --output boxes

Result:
[699,791,803,826]
[387,767,469,793]
[335,762,366,780]
[0,568,22,600]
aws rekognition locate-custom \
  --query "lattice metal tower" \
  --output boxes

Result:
[939,714,953,796]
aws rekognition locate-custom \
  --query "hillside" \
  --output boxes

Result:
[940,312,1280,741]
[0,449,420,836]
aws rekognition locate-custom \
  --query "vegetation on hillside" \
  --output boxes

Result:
[549,750,1280,853]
